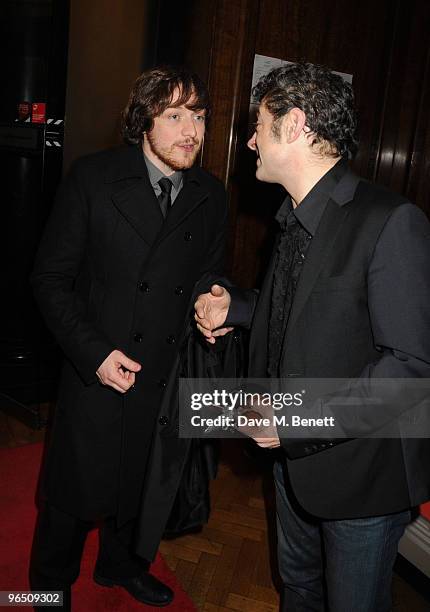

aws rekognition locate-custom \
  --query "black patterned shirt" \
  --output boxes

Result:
[267,159,348,377]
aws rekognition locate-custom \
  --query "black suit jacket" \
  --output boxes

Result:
[31,144,227,526]
[230,167,430,518]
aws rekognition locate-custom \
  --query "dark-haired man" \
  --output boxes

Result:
[30,66,227,608]
[195,62,430,611]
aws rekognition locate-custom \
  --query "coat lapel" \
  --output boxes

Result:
[108,150,209,248]
[107,145,164,246]
[248,233,280,377]
[111,179,164,246]
[153,170,210,246]
[284,193,353,341]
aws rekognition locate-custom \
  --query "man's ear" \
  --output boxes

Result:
[283,108,306,143]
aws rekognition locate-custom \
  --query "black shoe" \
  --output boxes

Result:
[93,570,174,607]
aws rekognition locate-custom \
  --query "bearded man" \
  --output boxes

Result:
[30,66,227,609]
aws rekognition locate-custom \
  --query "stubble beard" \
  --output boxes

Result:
[146,132,202,171]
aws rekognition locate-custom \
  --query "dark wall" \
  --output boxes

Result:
[158,0,430,287]
[63,0,152,170]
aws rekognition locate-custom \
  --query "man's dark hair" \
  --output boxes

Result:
[253,62,358,158]
[122,66,210,145]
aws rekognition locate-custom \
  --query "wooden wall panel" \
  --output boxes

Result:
[373,0,430,214]
[195,0,262,280]
[160,0,430,285]
[406,43,430,216]
[201,0,259,185]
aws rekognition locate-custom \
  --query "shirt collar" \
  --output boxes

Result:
[143,152,183,191]
[275,158,349,236]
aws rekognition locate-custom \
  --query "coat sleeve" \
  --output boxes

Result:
[364,203,430,373]
[225,287,259,328]
[341,202,430,434]
[31,161,114,384]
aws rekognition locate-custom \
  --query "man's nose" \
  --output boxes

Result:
[247,132,257,150]
[182,117,197,138]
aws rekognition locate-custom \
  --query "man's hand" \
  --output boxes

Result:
[96,350,141,393]
[236,401,281,449]
[194,284,233,344]
[253,436,281,449]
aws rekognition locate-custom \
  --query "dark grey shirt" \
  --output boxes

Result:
[143,152,183,205]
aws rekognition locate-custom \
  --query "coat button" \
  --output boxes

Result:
[166,335,176,344]
[139,281,150,292]
[133,332,143,342]
[158,378,167,388]
[175,285,184,295]
[184,231,192,241]
[159,416,168,426]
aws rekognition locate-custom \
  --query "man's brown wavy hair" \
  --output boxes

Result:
[121,66,210,145]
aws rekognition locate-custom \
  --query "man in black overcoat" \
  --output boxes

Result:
[195,63,430,611]
[30,66,227,608]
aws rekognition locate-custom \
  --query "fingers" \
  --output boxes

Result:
[106,381,130,393]
[116,351,141,372]
[196,322,214,338]
[96,349,140,393]
[253,437,281,448]
[194,285,230,327]
[122,371,135,385]
[194,296,209,320]
[194,313,217,332]
[212,326,234,337]
[210,284,225,297]
[195,323,230,344]
[100,368,134,393]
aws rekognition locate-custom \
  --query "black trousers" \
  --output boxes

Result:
[29,503,148,591]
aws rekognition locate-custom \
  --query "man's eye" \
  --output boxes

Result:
[169,114,180,120]
[195,115,206,122]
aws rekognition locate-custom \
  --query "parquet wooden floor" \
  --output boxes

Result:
[1,409,429,611]
[160,440,281,611]
[160,439,430,611]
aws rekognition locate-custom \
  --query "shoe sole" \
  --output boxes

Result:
[93,573,173,607]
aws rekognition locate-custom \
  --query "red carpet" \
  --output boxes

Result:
[422,502,430,522]
[0,443,196,611]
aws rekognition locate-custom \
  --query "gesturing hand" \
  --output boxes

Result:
[96,350,141,393]
[194,284,233,344]
[236,395,281,449]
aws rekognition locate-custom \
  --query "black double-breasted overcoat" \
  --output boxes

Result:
[31,144,227,529]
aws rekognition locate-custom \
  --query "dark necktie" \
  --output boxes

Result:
[158,177,173,218]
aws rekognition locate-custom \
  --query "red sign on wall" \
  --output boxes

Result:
[31,103,46,124]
